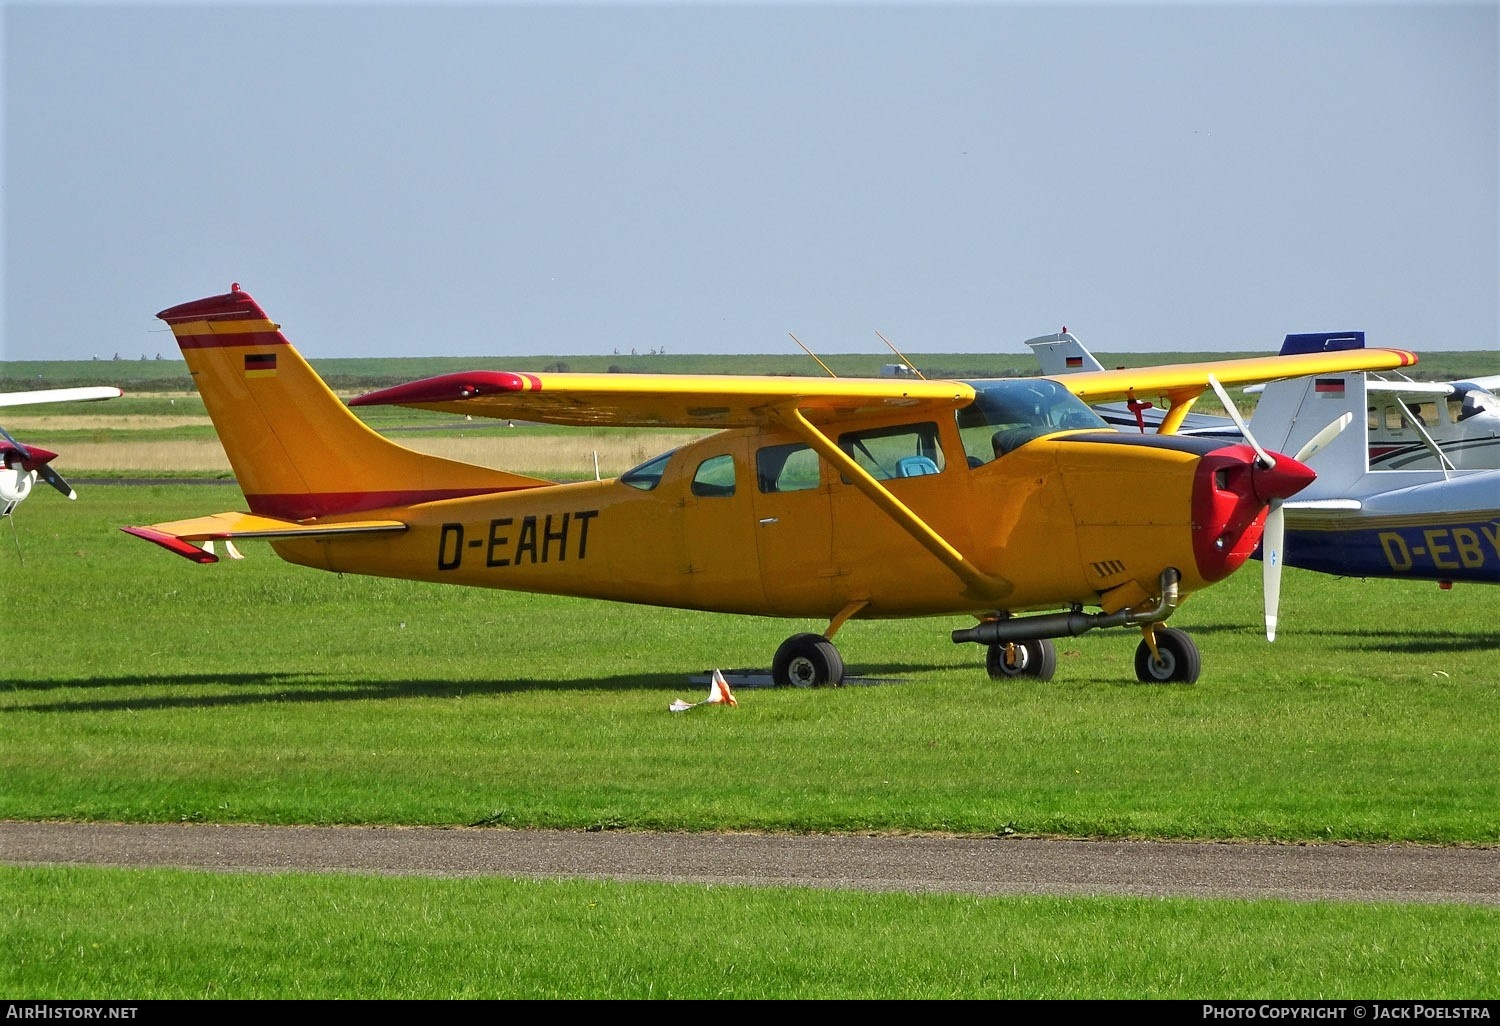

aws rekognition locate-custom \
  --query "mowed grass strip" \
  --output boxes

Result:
[3,485,1496,844]
[3,866,1496,999]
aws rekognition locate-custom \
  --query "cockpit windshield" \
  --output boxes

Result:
[956,378,1111,463]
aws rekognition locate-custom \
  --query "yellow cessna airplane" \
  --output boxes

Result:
[125,285,1417,687]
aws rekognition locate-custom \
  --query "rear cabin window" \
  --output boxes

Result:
[691,454,736,497]
[756,443,821,493]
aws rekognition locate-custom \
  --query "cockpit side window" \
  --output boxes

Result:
[836,422,945,481]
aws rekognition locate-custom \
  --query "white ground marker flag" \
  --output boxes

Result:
[670,668,738,712]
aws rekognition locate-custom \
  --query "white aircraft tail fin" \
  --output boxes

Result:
[1025,330,1106,376]
[1248,333,1371,491]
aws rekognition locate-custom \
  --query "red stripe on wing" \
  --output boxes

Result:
[349,372,539,407]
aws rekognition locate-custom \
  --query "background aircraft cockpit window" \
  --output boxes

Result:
[756,442,821,493]
[691,454,737,497]
[1456,388,1498,422]
[619,449,676,491]
[836,422,945,481]
[956,379,1107,463]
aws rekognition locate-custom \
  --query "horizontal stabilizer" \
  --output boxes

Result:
[123,511,407,563]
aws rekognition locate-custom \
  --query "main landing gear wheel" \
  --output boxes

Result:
[1134,627,1201,684]
[985,638,1057,681]
[772,632,845,688]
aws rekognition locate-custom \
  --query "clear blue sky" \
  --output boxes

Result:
[4,1,1496,361]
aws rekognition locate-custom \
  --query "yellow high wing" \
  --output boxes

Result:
[349,347,1419,432]
[349,371,976,428]
[1048,348,1419,434]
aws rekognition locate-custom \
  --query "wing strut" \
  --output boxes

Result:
[1155,392,1204,435]
[771,404,1012,602]
[1395,397,1457,474]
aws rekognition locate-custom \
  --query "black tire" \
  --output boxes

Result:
[985,638,1058,681]
[1134,627,1201,684]
[772,633,845,688]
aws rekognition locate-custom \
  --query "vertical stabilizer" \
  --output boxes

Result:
[157,285,547,520]
[1025,331,1105,375]
[1248,357,1372,494]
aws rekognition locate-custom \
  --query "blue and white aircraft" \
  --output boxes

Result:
[1244,334,1500,590]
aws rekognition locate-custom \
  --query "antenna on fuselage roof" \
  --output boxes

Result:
[788,332,837,378]
[875,330,927,380]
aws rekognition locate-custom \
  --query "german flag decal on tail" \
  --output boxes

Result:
[244,353,277,378]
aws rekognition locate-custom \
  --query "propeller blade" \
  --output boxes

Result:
[1207,374,1275,468]
[36,463,77,500]
[1247,411,1352,646]
[0,424,32,461]
[1254,411,1356,643]
[1262,503,1285,642]
[1293,412,1354,464]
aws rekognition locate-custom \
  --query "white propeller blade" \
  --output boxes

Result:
[1293,412,1354,464]
[1263,504,1284,642]
[1262,412,1353,642]
[1207,374,1275,468]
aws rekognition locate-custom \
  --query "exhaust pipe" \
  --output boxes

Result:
[952,568,1181,646]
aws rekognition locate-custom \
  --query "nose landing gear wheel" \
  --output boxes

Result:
[772,632,845,688]
[1134,627,1200,683]
[985,638,1057,680]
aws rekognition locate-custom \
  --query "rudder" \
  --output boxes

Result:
[158,284,547,520]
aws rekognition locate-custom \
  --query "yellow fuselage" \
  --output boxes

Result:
[274,417,1245,623]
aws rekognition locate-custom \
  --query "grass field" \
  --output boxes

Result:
[2,392,1497,999]
[6,485,1498,840]
[3,482,1497,999]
